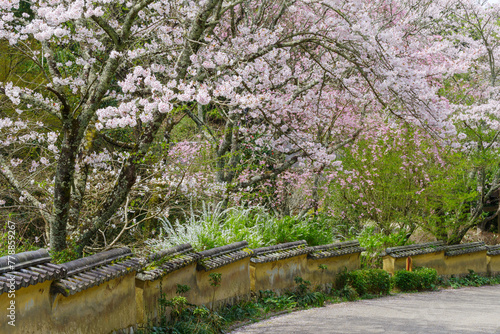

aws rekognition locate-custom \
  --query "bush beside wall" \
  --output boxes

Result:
[393,268,438,292]
[335,268,391,296]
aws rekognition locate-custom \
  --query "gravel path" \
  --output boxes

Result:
[231,285,500,334]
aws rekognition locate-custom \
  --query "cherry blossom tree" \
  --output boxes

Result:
[435,0,500,242]
[0,0,471,253]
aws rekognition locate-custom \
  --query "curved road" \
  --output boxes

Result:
[232,285,500,334]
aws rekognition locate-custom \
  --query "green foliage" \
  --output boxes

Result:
[176,284,191,295]
[266,216,334,247]
[393,268,438,292]
[335,268,390,297]
[218,301,261,323]
[257,290,297,311]
[291,276,326,308]
[208,272,222,311]
[442,270,500,289]
[325,125,437,233]
[357,227,410,268]
[147,304,224,334]
[0,229,38,258]
[49,243,80,264]
[393,270,420,292]
[149,204,335,252]
[335,284,359,301]
[169,115,200,143]
[294,276,311,295]
[334,268,350,291]
[208,273,222,287]
[416,268,438,291]
[161,296,189,319]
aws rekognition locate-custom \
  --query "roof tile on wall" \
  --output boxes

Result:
[250,240,309,264]
[444,242,488,257]
[382,241,446,258]
[137,243,201,281]
[51,247,144,296]
[0,249,66,294]
[307,240,365,259]
[487,244,500,256]
[197,241,253,271]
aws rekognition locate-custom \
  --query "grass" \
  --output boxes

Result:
[146,203,336,252]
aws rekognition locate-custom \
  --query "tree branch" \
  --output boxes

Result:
[92,15,120,45]
[0,154,54,223]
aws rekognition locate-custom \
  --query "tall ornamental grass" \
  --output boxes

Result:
[147,203,335,251]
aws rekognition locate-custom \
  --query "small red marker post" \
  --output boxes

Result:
[406,256,413,272]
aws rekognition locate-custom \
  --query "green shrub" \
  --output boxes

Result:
[334,267,350,290]
[336,285,359,301]
[258,290,297,311]
[393,267,438,292]
[393,270,420,291]
[293,276,326,307]
[335,268,390,296]
[357,227,410,268]
[416,267,438,290]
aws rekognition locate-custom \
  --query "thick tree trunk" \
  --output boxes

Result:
[68,163,89,229]
[50,121,79,251]
[447,230,468,245]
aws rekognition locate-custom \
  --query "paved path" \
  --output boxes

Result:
[232,285,500,334]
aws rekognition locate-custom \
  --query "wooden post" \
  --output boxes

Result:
[406,256,413,272]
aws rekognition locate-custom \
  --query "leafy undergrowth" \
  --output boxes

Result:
[439,270,500,289]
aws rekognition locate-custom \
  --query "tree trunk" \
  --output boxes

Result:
[50,121,79,251]
[75,113,169,254]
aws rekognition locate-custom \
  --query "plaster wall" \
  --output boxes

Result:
[306,253,360,287]
[250,254,308,293]
[0,280,53,334]
[50,272,137,334]
[194,258,251,309]
[443,251,488,276]
[383,251,446,275]
[487,255,500,275]
[135,263,198,324]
